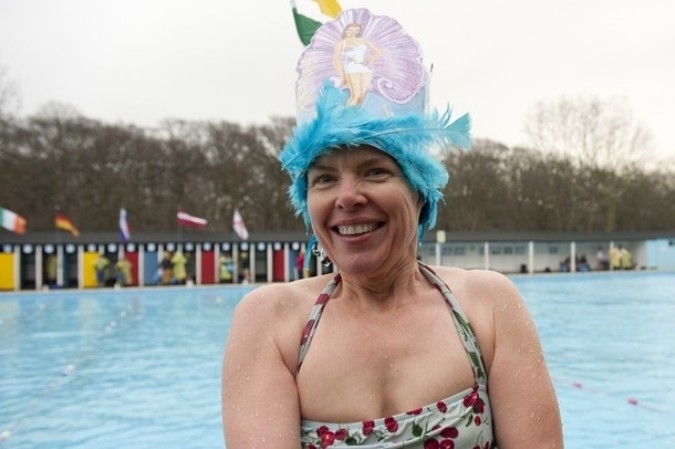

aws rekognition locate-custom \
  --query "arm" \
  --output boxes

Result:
[481,272,563,448]
[333,41,345,84]
[221,287,302,448]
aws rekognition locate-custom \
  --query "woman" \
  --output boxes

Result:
[222,9,562,449]
[333,22,382,106]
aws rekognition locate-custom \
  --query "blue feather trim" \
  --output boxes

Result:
[279,82,471,241]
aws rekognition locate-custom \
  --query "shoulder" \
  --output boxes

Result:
[232,275,333,332]
[430,265,522,309]
[427,266,528,363]
[233,277,321,322]
[227,275,334,372]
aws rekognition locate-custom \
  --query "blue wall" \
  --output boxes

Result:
[646,239,675,270]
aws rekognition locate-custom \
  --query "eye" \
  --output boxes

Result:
[309,172,336,187]
[364,167,391,179]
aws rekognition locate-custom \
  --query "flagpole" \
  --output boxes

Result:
[176,206,182,248]
[53,204,62,288]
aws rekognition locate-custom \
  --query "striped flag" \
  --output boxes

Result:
[177,209,207,229]
[290,0,342,46]
[119,207,131,241]
[55,212,79,237]
[0,206,27,234]
[233,209,249,241]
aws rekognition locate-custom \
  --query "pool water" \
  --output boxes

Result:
[0,272,674,448]
[514,271,675,448]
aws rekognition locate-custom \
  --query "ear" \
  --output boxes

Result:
[416,195,426,215]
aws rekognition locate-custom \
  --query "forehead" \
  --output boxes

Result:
[310,145,396,167]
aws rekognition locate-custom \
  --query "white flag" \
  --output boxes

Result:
[233,209,249,241]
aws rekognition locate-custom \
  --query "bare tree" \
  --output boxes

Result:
[0,65,21,119]
[523,95,654,172]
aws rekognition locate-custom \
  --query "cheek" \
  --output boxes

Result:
[306,192,330,223]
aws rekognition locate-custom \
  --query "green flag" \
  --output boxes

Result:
[292,7,322,46]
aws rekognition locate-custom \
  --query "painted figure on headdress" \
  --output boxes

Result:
[332,22,381,106]
[296,8,427,121]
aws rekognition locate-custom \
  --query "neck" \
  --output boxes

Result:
[337,259,424,309]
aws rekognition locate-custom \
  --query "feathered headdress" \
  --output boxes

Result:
[279,8,471,242]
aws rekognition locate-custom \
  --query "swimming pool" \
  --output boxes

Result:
[0,272,673,448]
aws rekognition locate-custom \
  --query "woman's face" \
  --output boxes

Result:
[307,146,421,276]
[344,24,361,37]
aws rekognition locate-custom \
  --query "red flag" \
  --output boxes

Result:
[233,209,249,240]
[177,209,207,229]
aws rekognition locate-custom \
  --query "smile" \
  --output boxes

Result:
[335,223,381,236]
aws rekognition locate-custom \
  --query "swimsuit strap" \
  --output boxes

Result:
[296,263,488,385]
[417,263,488,384]
[297,273,342,371]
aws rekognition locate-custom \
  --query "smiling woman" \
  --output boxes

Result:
[221,8,563,449]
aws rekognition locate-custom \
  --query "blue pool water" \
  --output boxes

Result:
[0,272,674,448]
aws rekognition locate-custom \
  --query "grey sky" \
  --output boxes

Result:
[1,0,673,161]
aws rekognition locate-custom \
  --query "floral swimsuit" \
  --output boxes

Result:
[298,263,496,448]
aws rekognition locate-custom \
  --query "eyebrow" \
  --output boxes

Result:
[310,153,394,172]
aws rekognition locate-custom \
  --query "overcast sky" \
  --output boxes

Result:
[1,0,673,161]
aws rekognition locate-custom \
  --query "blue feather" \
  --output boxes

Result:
[279,82,471,240]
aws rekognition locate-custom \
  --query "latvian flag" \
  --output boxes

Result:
[177,209,207,229]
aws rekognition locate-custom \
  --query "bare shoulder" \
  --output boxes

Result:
[227,275,334,366]
[425,266,529,365]
[232,276,330,326]
[429,265,523,309]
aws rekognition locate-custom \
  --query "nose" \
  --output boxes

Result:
[335,177,367,210]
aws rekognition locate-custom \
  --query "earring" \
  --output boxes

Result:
[312,245,332,268]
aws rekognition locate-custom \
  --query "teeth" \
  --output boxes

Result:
[338,223,377,235]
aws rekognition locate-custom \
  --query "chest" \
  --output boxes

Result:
[297,300,476,422]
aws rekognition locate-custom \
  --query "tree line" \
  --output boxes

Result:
[1,97,674,235]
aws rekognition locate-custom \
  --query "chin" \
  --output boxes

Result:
[334,251,390,275]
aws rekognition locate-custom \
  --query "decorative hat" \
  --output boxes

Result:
[279,8,471,242]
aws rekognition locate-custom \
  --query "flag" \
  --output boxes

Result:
[119,207,131,241]
[55,212,79,237]
[0,206,27,234]
[313,0,341,18]
[233,209,249,241]
[290,0,342,46]
[177,209,207,229]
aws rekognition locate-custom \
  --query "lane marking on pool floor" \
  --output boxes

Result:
[555,376,674,415]
[0,300,139,445]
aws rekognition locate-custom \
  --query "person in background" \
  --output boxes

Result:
[115,256,132,286]
[219,254,234,283]
[171,250,187,284]
[609,245,622,270]
[620,246,633,270]
[296,250,305,280]
[595,246,608,270]
[93,253,110,288]
[238,252,250,284]
[222,9,562,449]
[159,252,173,285]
